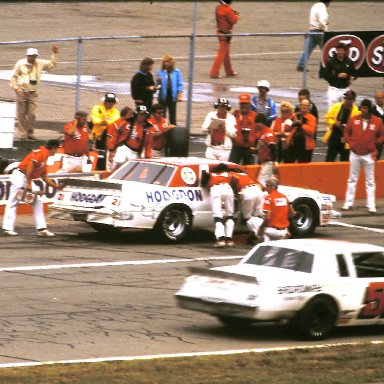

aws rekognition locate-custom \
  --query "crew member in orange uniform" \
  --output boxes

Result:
[112,105,154,170]
[2,140,63,237]
[210,0,240,79]
[62,111,90,172]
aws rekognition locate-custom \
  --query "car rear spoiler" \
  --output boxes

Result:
[61,178,122,190]
[188,267,258,284]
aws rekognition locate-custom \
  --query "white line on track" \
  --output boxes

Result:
[0,340,382,369]
[331,221,384,234]
[0,255,243,273]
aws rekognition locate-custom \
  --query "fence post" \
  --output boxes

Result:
[75,37,83,112]
[185,0,198,152]
[302,32,308,89]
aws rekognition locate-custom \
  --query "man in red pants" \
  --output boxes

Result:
[210,0,240,79]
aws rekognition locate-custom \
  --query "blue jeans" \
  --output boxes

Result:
[298,32,324,69]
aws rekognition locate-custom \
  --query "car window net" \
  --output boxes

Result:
[245,245,314,273]
[353,252,384,278]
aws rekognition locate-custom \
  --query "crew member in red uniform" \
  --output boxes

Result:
[229,93,257,165]
[255,113,278,186]
[2,140,63,237]
[202,163,235,247]
[106,106,133,171]
[210,0,240,79]
[231,170,264,244]
[342,99,384,213]
[61,111,90,172]
[257,177,295,242]
[112,105,154,170]
[148,104,176,157]
[202,98,237,161]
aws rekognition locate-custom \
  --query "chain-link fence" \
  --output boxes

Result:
[0,32,382,140]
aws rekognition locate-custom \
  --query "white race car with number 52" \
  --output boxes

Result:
[176,239,384,340]
[49,157,337,242]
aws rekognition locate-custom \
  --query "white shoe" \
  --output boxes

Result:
[341,204,352,211]
[214,239,226,248]
[368,207,377,214]
[37,229,55,237]
[3,229,18,236]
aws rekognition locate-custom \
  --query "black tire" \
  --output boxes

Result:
[89,222,122,234]
[217,315,254,329]
[290,198,318,237]
[292,296,338,340]
[154,205,192,243]
[167,126,189,157]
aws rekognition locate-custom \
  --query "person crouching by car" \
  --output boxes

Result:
[112,105,154,171]
[284,98,316,163]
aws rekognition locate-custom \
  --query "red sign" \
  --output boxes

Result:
[366,34,384,74]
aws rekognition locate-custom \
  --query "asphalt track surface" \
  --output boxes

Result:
[0,201,383,365]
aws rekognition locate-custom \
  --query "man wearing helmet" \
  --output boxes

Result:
[202,97,237,161]
[112,105,154,171]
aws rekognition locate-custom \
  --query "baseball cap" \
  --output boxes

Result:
[257,80,270,90]
[343,90,356,100]
[102,93,118,103]
[238,93,251,104]
[26,48,39,56]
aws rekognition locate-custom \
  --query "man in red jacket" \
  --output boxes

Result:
[342,99,384,213]
[209,0,240,79]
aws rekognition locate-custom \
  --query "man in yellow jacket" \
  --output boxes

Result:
[322,90,359,162]
[90,93,120,150]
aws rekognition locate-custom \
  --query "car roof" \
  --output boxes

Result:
[259,239,384,254]
[138,157,240,168]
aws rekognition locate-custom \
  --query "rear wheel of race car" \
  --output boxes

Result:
[217,316,254,329]
[154,205,192,243]
[290,198,318,237]
[292,296,338,340]
[88,223,122,234]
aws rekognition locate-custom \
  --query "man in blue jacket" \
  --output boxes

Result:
[250,80,277,127]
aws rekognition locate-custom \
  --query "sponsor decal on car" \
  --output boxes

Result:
[70,192,106,204]
[146,189,203,203]
[277,284,322,295]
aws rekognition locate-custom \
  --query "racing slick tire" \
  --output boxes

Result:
[167,126,189,157]
[290,198,318,237]
[217,316,254,329]
[154,205,192,243]
[291,296,338,340]
[88,223,122,234]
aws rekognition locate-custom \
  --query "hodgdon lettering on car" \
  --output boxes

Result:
[175,239,384,340]
[49,157,338,242]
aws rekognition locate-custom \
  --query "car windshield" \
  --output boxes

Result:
[244,245,314,273]
[109,162,175,186]
[353,252,384,278]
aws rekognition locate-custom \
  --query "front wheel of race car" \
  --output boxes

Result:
[291,296,338,340]
[154,205,192,243]
[290,198,319,237]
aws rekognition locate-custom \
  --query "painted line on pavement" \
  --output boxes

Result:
[0,255,243,273]
[331,221,384,234]
[0,340,382,369]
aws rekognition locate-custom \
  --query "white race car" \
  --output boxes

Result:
[49,157,337,242]
[176,239,384,340]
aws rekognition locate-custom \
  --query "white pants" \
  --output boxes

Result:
[245,216,289,242]
[205,145,231,162]
[345,151,376,209]
[240,184,264,219]
[113,145,139,165]
[2,169,46,231]
[327,86,349,109]
[257,161,274,187]
[210,183,234,239]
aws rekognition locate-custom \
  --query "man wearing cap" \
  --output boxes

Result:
[297,0,332,72]
[202,97,237,161]
[254,177,295,242]
[2,139,63,237]
[342,99,384,213]
[61,111,92,172]
[10,45,59,140]
[322,90,360,162]
[250,80,277,127]
[90,93,120,151]
[210,0,240,79]
[229,93,257,165]
[324,42,356,108]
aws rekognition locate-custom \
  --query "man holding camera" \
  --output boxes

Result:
[229,93,257,165]
[285,99,316,163]
[323,90,360,162]
[10,45,59,140]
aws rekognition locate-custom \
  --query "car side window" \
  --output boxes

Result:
[336,254,349,277]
